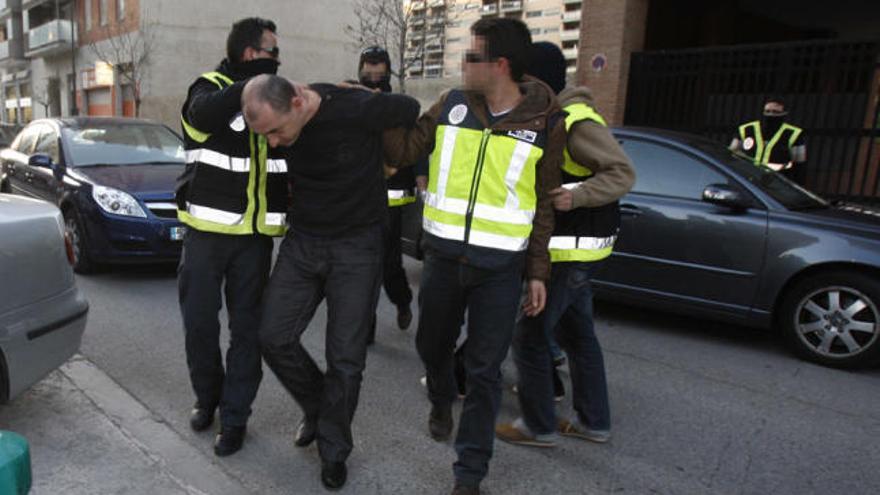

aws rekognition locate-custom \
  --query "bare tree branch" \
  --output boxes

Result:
[346,0,459,94]
[87,14,156,117]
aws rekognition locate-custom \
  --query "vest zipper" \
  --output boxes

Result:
[463,128,492,244]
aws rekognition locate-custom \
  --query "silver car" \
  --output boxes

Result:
[0,193,88,402]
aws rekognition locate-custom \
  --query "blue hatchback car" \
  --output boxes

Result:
[0,117,186,273]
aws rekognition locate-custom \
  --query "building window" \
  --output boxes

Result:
[100,0,108,26]
[525,10,541,18]
[85,0,92,31]
[117,0,125,20]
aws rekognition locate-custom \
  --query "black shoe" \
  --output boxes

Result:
[294,417,318,447]
[213,425,246,457]
[321,461,347,490]
[429,404,454,441]
[189,405,215,432]
[396,304,413,330]
[552,367,565,402]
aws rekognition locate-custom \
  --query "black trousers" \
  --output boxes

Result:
[178,230,273,427]
[259,225,383,463]
[382,206,413,308]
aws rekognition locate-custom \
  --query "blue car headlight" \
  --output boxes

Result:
[91,185,147,218]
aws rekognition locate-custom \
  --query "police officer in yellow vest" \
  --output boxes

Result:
[357,46,416,339]
[495,42,635,449]
[730,98,807,182]
[176,18,289,457]
[384,19,563,495]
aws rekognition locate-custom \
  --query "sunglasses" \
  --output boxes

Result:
[255,45,280,58]
[361,46,388,57]
[464,51,496,64]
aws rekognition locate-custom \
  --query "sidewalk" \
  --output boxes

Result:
[0,355,250,495]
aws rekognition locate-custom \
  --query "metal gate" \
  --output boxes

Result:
[625,39,880,202]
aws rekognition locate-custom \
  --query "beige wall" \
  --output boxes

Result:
[138,0,358,128]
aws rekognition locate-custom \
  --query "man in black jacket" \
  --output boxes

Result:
[358,46,416,340]
[177,17,289,458]
[242,75,420,490]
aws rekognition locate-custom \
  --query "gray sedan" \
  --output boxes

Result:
[0,193,88,402]
[597,128,880,368]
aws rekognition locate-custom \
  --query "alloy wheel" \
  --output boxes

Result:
[794,286,879,360]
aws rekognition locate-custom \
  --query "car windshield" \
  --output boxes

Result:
[63,123,184,167]
[688,138,828,210]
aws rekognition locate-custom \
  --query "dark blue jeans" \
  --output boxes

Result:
[178,230,273,427]
[514,261,610,435]
[258,225,383,463]
[416,253,523,487]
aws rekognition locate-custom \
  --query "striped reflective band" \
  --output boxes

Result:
[264,212,287,226]
[185,202,245,225]
[266,159,288,174]
[424,191,534,225]
[388,189,414,200]
[469,230,529,251]
[186,148,250,172]
[562,182,581,191]
[502,140,534,211]
[549,235,617,251]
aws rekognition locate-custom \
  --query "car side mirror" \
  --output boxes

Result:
[28,153,52,168]
[702,184,751,210]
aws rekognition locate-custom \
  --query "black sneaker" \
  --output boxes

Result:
[321,461,347,490]
[214,425,246,457]
[428,404,454,441]
[189,404,215,432]
[294,417,318,447]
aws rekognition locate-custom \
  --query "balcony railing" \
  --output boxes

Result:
[0,40,8,59]
[561,29,580,42]
[26,19,73,55]
[562,10,582,22]
[480,3,498,16]
[564,0,582,5]
[563,47,578,60]
[410,0,426,10]
[500,1,522,13]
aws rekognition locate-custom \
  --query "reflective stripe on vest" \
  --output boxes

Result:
[738,121,803,167]
[423,124,541,252]
[388,188,416,207]
[186,148,250,172]
[561,103,607,177]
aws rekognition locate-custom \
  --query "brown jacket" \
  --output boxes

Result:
[384,77,564,281]
[559,87,635,208]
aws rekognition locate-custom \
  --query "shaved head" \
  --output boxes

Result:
[242,75,317,147]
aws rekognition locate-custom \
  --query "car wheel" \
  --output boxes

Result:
[63,208,95,274]
[780,270,880,368]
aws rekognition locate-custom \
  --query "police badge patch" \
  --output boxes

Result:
[448,104,468,125]
[229,113,246,132]
[743,137,755,151]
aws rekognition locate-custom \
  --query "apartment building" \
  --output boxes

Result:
[406,0,583,79]
[0,0,356,128]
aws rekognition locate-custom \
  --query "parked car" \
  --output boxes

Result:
[402,127,880,368]
[0,193,88,403]
[0,118,186,273]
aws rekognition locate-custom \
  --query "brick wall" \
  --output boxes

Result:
[576,0,649,125]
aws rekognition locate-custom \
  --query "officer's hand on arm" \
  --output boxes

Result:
[549,187,574,211]
[416,175,428,192]
[523,279,547,317]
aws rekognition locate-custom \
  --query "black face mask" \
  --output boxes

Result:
[360,74,392,93]
[233,58,280,78]
[762,114,784,132]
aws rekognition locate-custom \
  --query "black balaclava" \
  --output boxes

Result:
[761,99,787,134]
[527,41,567,95]
[229,58,280,79]
[358,46,393,93]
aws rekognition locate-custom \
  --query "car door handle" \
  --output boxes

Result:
[620,204,642,217]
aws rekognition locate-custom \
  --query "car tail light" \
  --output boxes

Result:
[64,232,75,266]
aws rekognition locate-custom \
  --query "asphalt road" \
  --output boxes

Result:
[69,254,880,495]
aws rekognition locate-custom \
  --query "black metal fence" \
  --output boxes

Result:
[625,39,880,202]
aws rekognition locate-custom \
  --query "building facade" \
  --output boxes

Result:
[406,0,584,80]
[0,0,357,128]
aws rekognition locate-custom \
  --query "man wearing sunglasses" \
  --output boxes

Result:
[383,17,564,495]
[176,17,288,458]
